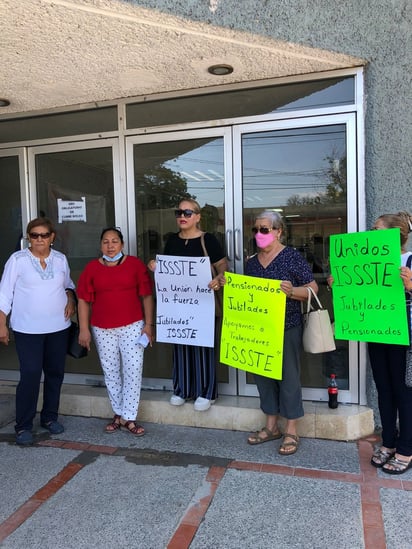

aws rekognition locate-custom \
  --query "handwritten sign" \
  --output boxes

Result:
[219,273,286,379]
[330,228,409,344]
[57,198,86,223]
[155,255,215,347]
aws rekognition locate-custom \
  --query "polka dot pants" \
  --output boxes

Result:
[92,320,144,421]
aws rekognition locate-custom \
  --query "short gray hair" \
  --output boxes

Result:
[256,210,285,232]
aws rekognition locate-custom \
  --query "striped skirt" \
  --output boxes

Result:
[172,344,217,401]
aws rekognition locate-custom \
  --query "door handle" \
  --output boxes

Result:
[234,228,242,261]
[225,229,233,261]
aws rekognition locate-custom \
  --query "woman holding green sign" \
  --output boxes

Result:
[328,211,412,474]
[368,211,412,474]
[246,210,318,455]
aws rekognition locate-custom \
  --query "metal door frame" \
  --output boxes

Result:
[25,139,123,386]
[126,127,237,395]
[232,113,361,403]
[26,138,124,241]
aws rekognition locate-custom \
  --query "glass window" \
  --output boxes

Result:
[0,154,23,372]
[241,124,349,391]
[35,146,115,377]
[132,136,227,384]
[126,77,354,128]
[0,107,118,143]
[0,155,22,272]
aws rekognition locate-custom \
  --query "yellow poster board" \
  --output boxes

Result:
[219,273,286,379]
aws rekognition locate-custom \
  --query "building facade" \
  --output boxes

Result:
[0,1,411,417]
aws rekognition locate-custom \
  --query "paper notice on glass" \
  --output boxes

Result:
[57,197,86,223]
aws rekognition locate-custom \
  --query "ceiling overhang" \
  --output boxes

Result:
[0,0,364,117]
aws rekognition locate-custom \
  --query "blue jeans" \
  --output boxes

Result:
[14,328,70,432]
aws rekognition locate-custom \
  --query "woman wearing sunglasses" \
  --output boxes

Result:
[246,210,317,455]
[150,199,228,411]
[0,217,76,445]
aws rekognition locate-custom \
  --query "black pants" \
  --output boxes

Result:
[368,342,412,456]
[14,328,70,433]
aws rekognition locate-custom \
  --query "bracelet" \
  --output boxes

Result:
[289,288,294,298]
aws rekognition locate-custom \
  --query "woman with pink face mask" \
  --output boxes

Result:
[245,210,318,455]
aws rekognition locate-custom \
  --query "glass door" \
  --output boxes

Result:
[126,128,237,394]
[233,114,359,403]
[0,149,27,378]
[27,139,123,382]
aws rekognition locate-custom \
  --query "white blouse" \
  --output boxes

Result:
[0,248,75,334]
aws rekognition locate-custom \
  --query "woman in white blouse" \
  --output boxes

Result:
[0,217,75,445]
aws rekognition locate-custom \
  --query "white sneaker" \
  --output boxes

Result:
[194,397,215,412]
[170,394,185,406]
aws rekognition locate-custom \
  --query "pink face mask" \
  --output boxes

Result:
[255,231,275,248]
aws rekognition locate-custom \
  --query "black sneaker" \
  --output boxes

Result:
[41,421,64,434]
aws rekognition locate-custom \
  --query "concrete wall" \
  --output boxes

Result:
[131,0,412,231]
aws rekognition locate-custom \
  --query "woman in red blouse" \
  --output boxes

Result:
[77,228,154,436]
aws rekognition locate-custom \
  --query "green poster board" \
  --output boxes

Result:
[330,228,409,345]
[219,272,286,379]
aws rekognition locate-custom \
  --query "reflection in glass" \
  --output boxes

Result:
[126,77,354,129]
[36,148,115,274]
[133,138,225,263]
[35,147,115,377]
[0,155,22,372]
[242,125,349,391]
[133,137,228,383]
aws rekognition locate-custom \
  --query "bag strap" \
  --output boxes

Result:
[200,232,217,277]
[200,232,208,257]
[304,286,324,314]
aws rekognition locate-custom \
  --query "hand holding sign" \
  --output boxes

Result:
[219,273,286,379]
[154,255,215,347]
[329,228,409,344]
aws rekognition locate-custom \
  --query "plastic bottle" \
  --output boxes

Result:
[328,374,338,409]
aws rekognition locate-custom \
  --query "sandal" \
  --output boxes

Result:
[247,427,282,445]
[105,414,121,434]
[121,420,145,437]
[382,456,412,475]
[370,447,395,468]
[278,433,299,456]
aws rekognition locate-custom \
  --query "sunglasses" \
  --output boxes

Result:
[252,227,274,235]
[174,209,199,218]
[29,232,52,239]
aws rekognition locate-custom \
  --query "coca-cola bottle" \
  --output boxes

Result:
[328,374,338,409]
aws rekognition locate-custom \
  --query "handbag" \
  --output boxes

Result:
[302,286,336,354]
[67,306,88,359]
[200,232,223,317]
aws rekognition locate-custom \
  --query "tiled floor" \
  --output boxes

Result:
[1,418,411,548]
